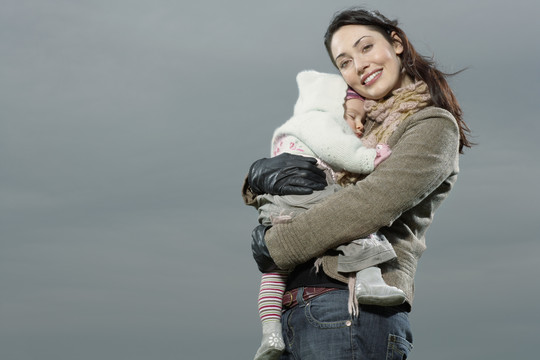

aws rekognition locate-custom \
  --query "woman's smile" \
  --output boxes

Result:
[362,69,383,86]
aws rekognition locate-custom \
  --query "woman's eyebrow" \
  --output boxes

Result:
[334,36,372,62]
[353,35,371,48]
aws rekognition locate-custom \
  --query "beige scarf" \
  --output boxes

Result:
[361,81,431,148]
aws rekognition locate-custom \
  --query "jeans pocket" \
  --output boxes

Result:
[303,292,351,329]
[386,334,413,360]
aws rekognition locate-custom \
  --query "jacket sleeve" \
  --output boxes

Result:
[264,112,460,270]
[241,175,257,206]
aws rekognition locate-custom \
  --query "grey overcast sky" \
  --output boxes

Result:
[1,1,539,359]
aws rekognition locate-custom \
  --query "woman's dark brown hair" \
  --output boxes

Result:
[324,8,473,153]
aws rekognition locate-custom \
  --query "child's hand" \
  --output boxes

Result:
[374,144,391,167]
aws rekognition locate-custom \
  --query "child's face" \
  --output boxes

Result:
[344,98,366,138]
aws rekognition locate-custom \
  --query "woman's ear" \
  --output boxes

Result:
[390,31,404,55]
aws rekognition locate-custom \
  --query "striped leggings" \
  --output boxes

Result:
[257,271,288,324]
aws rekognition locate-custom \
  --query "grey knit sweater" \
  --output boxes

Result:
[243,106,460,307]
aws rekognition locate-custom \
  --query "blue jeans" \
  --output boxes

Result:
[280,288,413,360]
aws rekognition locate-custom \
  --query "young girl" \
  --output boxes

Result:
[253,70,405,360]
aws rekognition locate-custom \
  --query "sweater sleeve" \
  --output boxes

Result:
[273,112,377,174]
[264,111,460,270]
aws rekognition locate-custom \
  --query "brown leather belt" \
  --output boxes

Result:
[282,287,338,310]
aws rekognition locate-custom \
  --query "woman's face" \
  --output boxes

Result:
[330,25,412,100]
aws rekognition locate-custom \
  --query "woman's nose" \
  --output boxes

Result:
[354,56,368,76]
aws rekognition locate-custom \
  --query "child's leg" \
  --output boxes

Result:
[337,233,406,306]
[254,271,287,360]
[336,233,397,273]
[355,266,406,306]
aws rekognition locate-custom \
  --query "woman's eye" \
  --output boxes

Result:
[339,60,351,69]
[362,44,373,52]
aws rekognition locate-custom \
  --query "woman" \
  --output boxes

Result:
[243,8,473,359]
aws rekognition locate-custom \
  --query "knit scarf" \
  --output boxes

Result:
[361,81,431,148]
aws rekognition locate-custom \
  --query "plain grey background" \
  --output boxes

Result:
[2,0,538,359]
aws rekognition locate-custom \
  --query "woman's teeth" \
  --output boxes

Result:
[364,70,382,84]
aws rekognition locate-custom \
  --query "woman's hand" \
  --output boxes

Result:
[248,153,327,195]
[251,225,277,273]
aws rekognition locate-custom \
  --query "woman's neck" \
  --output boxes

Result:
[400,73,415,89]
[385,73,414,99]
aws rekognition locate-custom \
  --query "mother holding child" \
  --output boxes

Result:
[242,8,473,360]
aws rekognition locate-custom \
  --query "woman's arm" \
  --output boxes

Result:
[264,109,460,270]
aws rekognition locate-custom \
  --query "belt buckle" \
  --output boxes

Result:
[283,291,293,307]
